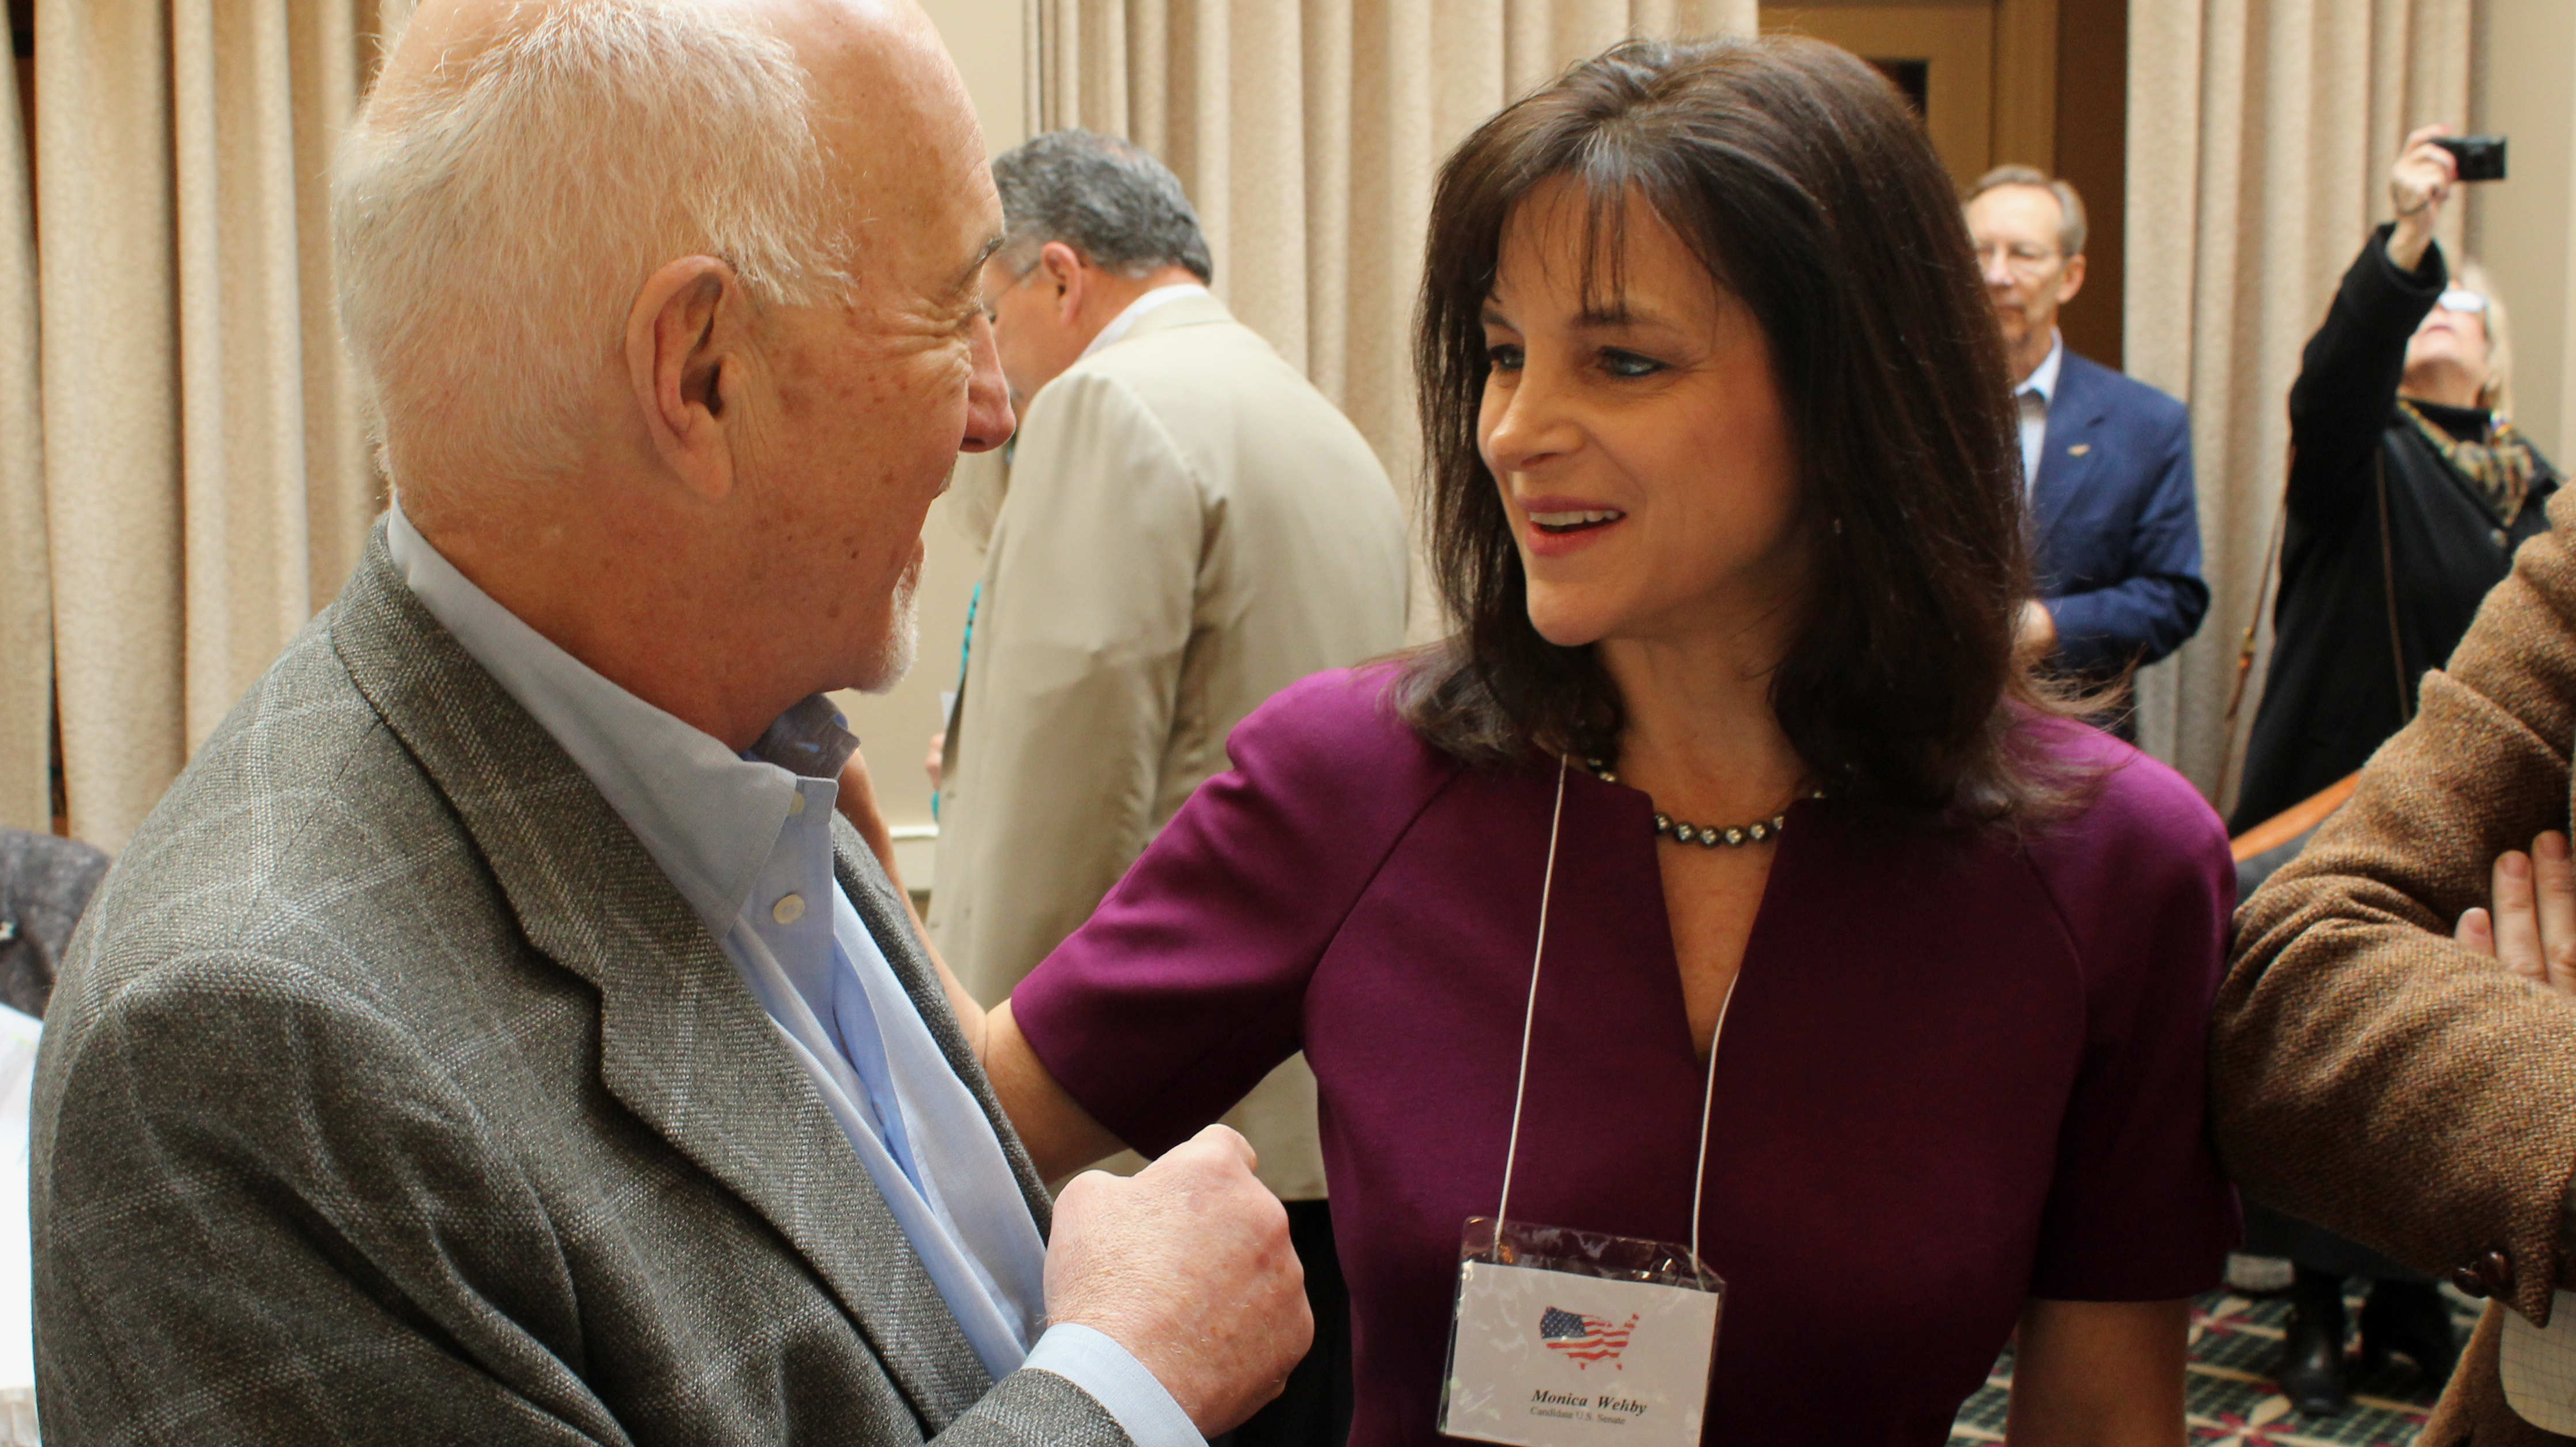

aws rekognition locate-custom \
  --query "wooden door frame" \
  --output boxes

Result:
[1758,0,2061,176]
[1992,0,2059,171]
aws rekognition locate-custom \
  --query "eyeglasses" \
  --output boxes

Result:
[981,259,1041,322]
[1973,241,2062,277]
[2436,289,2489,315]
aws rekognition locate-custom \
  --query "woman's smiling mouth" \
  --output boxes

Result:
[1529,508,1627,535]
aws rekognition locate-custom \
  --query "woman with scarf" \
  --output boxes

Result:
[2232,124,2562,1416]
[2235,126,2559,833]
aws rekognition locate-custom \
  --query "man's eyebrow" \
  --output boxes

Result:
[955,234,1006,296]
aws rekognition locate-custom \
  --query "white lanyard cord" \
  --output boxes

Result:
[1495,755,1734,1278]
[1491,757,1569,1237]
[1687,975,1738,1272]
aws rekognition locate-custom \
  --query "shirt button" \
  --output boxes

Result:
[2494,528,2511,549]
[788,792,807,816]
[772,894,806,925]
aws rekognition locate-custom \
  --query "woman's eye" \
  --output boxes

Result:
[1485,342,1525,371]
[1600,349,1664,379]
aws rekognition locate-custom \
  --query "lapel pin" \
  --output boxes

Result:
[2067,443,2092,456]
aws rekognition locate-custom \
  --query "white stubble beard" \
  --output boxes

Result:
[858,547,923,695]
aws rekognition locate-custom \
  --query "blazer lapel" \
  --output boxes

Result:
[328,529,992,1431]
[2030,361,2107,564]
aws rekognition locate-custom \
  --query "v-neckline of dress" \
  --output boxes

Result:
[1560,763,1823,1070]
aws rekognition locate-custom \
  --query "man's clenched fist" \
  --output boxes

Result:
[1044,1125,1313,1435]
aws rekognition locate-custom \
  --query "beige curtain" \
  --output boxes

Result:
[1039,0,1755,483]
[0,0,402,848]
[2124,0,2468,805]
[0,49,41,833]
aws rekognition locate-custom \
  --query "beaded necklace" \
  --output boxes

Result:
[1578,756,1822,848]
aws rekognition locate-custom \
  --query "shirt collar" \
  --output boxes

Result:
[1079,282,1211,360]
[384,503,854,938]
[2016,330,2066,404]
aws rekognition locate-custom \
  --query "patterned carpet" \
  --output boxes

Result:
[1948,1283,2485,1445]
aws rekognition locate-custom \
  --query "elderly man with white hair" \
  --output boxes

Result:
[25,1,1308,1443]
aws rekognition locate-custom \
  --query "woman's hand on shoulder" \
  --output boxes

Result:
[2455,830,2576,995]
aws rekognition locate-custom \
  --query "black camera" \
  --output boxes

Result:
[2434,135,2508,182]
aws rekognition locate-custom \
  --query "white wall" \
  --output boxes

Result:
[2469,0,2576,459]
[828,0,1031,885]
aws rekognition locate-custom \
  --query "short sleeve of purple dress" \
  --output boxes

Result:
[1013,666,2239,1445]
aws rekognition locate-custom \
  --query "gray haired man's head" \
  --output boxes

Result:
[992,130,1213,284]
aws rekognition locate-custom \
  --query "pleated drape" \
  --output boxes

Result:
[1040,0,1756,486]
[2123,0,2467,803]
[2,0,400,848]
[9,0,2464,838]
[0,50,42,832]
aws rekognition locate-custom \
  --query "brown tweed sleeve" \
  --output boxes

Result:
[2213,486,2576,1328]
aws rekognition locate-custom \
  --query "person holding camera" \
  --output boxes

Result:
[2228,124,2562,1416]
[2235,125,2559,840]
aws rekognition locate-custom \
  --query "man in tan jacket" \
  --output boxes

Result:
[2217,483,2576,1444]
[928,129,1409,1444]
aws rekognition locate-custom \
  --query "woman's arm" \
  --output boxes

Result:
[2004,1298,2187,1447]
[834,750,1131,1179]
[835,749,988,1050]
[989,1001,1129,1182]
[864,673,1431,1194]
[2283,129,2458,514]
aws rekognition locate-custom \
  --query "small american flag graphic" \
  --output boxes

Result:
[1539,1306,1638,1368]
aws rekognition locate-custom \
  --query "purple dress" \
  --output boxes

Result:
[1014,666,2238,1445]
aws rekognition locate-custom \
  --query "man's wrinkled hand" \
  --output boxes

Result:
[1044,1125,1312,1436]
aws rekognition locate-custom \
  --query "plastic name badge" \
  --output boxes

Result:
[1439,1218,1723,1447]
[2503,1289,2576,1433]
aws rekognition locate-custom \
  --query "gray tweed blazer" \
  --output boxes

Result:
[28,529,1127,1447]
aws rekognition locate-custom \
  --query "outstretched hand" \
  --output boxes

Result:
[2387,123,2460,273]
[2455,830,2576,995]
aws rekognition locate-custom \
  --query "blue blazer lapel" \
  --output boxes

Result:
[2030,359,2109,565]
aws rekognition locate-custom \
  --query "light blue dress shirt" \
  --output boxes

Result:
[386,506,1196,1446]
[2015,329,2066,495]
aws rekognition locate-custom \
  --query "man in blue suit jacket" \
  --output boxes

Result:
[1968,167,2208,736]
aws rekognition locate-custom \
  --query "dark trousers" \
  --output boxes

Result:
[1214,1199,1353,1447]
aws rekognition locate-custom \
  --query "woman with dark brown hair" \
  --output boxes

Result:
[933,33,2235,1444]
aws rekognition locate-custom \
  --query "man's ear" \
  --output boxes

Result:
[626,255,745,502]
[1038,240,1088,325]
[2056,252,2088,308]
